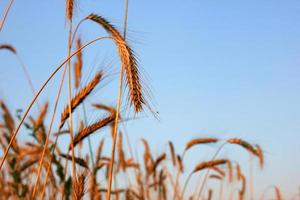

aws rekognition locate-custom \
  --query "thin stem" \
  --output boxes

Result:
[31,59,68,199]
[0,0,14,32]
[67,20,77,181]
[106,1,129,199]
[0,36,112,171]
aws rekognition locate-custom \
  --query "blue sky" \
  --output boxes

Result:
[1,0,300,198]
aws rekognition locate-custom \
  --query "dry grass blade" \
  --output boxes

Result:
[74,38,83,89]
[227,138,258,156]
[0,44,16,54]
[185,137,218,151]
[87,14,145,112]
[60,70,104,128]
[60,153,89,169]
[193,159,228,173]
[72,113,116,148]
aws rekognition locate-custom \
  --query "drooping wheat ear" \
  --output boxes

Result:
[66,0,75,22]
[0,44,16,54]
[255,144,264,169]
[274,186,282,200]
[60,153,89,169]
[227,138,258,156]
[72,113,116,148]
[87,14,145,112]
[193,159,228,173]
[74,38,82,89]
[168,141,176,166]
[176,154,184,173]
[227,160,233,182]
[185,137,218,151]
[34,102,48,131]
[72,173,86,200]
[60,70,104,128]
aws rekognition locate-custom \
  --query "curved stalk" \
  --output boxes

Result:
[0,36,112,171]
[0,0,14,32]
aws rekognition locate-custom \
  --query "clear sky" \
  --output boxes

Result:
[1,0,300,199]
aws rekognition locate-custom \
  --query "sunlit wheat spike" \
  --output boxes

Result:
[65,0,75,22]
[60,70,104,128]
[168,141,176,166]
[255,144,264,169]
[185,137,218,151]
[60,153,89,169]
[87,14,145,112]
[227,138,258,156]
[74,38,82,89]
[0,44,16,54]
[72,113,116,148]
[193,159,228,173]
[72,172,86,200]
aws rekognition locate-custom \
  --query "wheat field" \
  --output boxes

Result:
[0,0,298,199]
